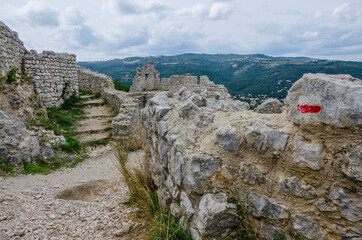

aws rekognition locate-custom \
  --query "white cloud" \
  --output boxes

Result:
[209,2,231,20]
[332,3,360,22]
[0,0,362,61]
[16,0,60,27]
[64,7,85,26]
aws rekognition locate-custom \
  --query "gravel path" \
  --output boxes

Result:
[0,147,145,240]
[0,93,145,240]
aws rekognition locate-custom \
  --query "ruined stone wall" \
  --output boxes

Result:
[77,66,114,94]
[24,51,78,107]
[141,74,362,240]
[0,21,26,78]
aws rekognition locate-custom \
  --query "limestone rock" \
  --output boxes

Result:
[286,73,362,128]
[261,221,289,240]
[178,100,199,119]
[130,62,160,92]
[256,99,283,114]
[229,100,250,111]
[157,121,168,137]
[183,154,220,193]
[195,113,214,128]
[292,214,322,240]
[180,191,194,218]
[216,124,239,155]
[195,193,238,239]
[329,187,362,222]
[279,177,316,199]
[0,110,40,164]
[170,202,181,218]
[341,145,362,182]
[314,198,333,212]
[294,135,325,170]
[239,164,267,185]
[248,193,289,219]
[244,122,289,156]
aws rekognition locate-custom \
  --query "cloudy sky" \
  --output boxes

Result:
[1,0,362,61]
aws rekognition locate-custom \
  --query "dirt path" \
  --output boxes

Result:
[0,94,145,240]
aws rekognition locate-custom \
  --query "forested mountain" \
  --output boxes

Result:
[78,53,362,99]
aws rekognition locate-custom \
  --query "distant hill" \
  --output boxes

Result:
[78,53,362,99]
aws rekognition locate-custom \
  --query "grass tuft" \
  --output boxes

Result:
[229,190,261,240]
[113,130,193,240]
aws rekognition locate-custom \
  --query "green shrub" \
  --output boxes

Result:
[94,92,101,98]
[23,161,46,174]
[60,137,81,154]
[0,164,14,174]
[86,138,108,147]
[61,94,81,110]
[7,66,18,83]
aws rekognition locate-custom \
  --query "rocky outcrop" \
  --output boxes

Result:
[256,98,283,114]
[286,73,362,128]
[0,110,40,164]
[142,73,362,239]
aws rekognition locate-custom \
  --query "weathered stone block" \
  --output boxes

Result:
[216,124,239,155]
[248,193,289,219]
[294,135,325,170]
[239,164,267,185]
[279,177,316,199]
[244,122,289,156]
[329,187,362,222]
[286,73,362,128]
[256,99,282,114]
[292,214,322,240]
[195,193,238,239]
[341,145,362,182]
[180,191,195,218]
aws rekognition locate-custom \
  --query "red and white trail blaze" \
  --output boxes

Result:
[297,104,321,113]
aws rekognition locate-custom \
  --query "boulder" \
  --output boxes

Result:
[256,99,283,114]
[286,74,362,128]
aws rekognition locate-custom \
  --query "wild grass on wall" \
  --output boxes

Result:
[113,131,193,240]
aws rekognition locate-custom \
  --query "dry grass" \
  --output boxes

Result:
[112,127,193,240]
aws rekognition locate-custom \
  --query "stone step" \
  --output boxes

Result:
[76,118,110,132]
[80,94,94,99]
[77,132,110,143]
[83,105,115,117]
[83,98,104,104]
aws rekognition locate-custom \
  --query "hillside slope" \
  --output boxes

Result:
[78,53,362,99]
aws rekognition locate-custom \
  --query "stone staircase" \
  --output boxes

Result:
[75,94,114,144]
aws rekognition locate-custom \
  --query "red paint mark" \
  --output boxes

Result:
[297,105,321,113]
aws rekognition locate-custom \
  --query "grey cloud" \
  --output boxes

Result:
[64,7,86,26]
[17,0,60,27]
